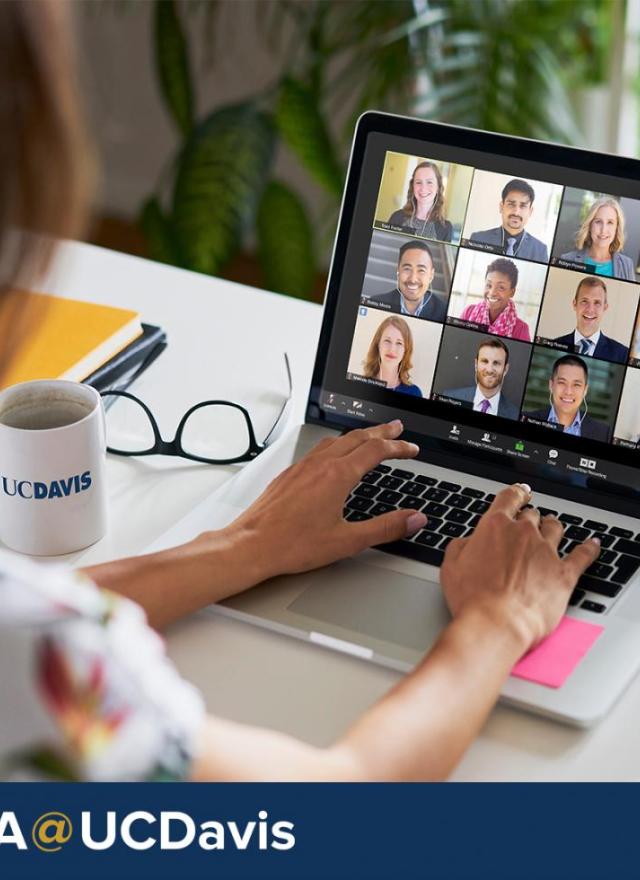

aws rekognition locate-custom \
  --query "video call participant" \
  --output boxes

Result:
[553,277,629,364]
[364,240,447,322]
[470,179,548,262]
[524,354,609,441]
[361,315,423,397]
[458,257,531,341]
[560,197,635,281]
[387,160,453,242]
[442,337,519,418]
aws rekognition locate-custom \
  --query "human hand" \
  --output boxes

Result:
[440,484,601,653]
[225,420,426,583]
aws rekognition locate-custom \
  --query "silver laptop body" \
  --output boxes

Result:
[149,113,640,727]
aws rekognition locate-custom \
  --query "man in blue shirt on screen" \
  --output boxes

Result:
[553,276,629,364]
[524,354,610,442]
[470,179,548,262]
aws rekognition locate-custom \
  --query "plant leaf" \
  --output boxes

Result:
[256,181,316,300]
[172,103,275,275]
[154,0,194,137]
[139,196,181,266]
[275,76,343,197]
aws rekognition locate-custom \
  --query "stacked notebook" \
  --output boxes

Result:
[0,290,166,393]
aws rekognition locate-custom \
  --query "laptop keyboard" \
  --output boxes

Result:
[344,464,640,615]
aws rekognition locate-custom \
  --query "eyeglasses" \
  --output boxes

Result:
[101,354,292,465]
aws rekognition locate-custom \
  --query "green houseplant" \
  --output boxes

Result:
[140,0,611,300]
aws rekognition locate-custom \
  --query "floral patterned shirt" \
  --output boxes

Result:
[0,550,205,781]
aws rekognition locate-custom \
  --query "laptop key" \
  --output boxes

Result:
[415,531,442,548]
[611,555,640,584]
[374,464,391,473]
[439,481,461,492]
[378,489,403,505]
[585,562,613,580]
[378,475,403,490]
[593,532,615,548]
[346,496,374,512]
[584,519,608,532]
[469,499,490,514]
[415,475,437,485]
[440,536,454,551]
[565,525,591,542]
[569,588,585,606]
[370,502,396,516]
[611,539,640,559]
[581,600,606,613]
[353,484,379,499]
[598,549,617,565]
[559,513,582,525]
[447,494,471,509]
[461,487,484,498]
[610,526,633,539]
[401,480,425,497]
[538,507,558,517]
[398,496,425,511]
[445,508,472,524]
[424,517,442,531]
[485,493,496,502]
[423,487,448,502]
[576,576,621,598]
[439,522,465,537]
[361,471,381,485]
[469,514,482,529]
[346,510,372,522]
[391,468,414,480]
[424,501,448,518]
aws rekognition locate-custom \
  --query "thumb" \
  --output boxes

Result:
[349,509,427,552]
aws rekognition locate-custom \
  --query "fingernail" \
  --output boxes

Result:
[517,483,532,495]
[389,419,403,430]
[591,536,601,546]
[406,512,427,535]
[407,443,420,454]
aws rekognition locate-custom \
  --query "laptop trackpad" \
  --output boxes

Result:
[287,559,449,652]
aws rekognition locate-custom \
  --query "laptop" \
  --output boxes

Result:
[149,112,640,727]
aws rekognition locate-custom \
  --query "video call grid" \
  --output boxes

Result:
[347,150,640,449]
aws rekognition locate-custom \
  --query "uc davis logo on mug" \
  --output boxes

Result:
[0,471,92,500]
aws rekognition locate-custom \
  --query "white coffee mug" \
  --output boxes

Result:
[0,379,108,555]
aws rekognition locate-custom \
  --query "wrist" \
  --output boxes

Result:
[190,522,273,595]
[455,600,532,659]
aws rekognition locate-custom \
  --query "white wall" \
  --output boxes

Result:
[74,2,324,224]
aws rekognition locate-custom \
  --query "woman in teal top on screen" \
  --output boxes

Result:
[561,197,635,281]
[362,316,423,396]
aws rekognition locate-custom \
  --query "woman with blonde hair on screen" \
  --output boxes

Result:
[362,316,423,397]
[387,161,453,242]
[561,197,635,280]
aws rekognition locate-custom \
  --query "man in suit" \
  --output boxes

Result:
[524,354,610,442]
[442,337,520,419]
[469,179,548,262]
[363,239,447,322]
[553,276,629,365]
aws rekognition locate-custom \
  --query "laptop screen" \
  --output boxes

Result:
[307,113,640,514]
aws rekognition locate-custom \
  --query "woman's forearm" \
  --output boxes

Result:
[190,606,527,782]
[81,526,262,630]
[335,605,527,780]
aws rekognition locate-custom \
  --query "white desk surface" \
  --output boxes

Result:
[37,240,640,781]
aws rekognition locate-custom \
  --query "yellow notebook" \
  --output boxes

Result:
[0,290,142,388]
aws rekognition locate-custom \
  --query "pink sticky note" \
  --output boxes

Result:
[511,616,604,688]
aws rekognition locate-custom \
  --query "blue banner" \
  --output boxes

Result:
[0,782,632,878]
